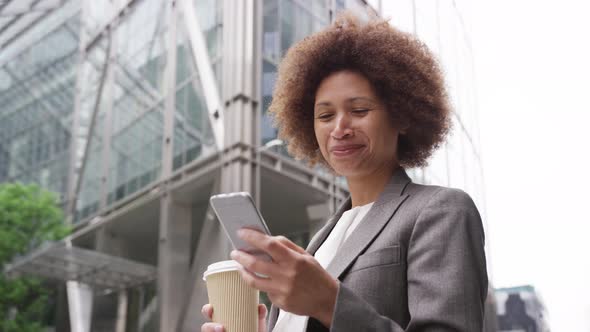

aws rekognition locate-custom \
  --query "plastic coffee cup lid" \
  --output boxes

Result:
[203,260,242,280]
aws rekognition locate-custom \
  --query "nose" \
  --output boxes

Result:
[331,112,353,139]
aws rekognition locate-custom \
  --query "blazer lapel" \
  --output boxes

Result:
[306,197,352,255]
[269,198,353,329]
[267,305,280,331]
[325,168,411,279]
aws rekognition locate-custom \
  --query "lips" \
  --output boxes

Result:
[329,144,365,157]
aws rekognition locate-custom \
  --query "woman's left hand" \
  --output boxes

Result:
[230,229,339,328]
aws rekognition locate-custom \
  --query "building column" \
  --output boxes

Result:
[157,195,192,331]
[93,228,127,330]
[156,1,193,330]
[66,281,93,332]
[178,0,263,331]
[115,290,128,332]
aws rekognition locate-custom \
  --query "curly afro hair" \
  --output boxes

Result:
[268,11,452,169]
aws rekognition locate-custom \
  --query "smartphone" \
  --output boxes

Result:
[209,192,273,262]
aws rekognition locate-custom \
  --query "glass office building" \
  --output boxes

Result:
[1,0,488,331]
[496,285,551,332]
[385,0,486,217]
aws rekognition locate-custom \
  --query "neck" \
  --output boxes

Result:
[346,162,400,207]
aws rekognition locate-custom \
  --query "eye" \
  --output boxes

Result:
[351,109,369,115]
[315,112,334,121]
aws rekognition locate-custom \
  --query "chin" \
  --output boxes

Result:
[331,163,365,178]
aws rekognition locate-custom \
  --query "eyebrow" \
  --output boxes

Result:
[314,96,376,108]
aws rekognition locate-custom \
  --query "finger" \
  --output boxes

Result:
[275,236,307,255]
[201,322,224,332]
[238,266,281,293]
[238,229,292,262]
[201,304,213,320]
[230,250,277,278]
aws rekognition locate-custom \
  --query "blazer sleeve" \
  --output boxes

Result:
[328,188,488,332]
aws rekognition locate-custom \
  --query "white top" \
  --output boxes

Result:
[272,202,375,332]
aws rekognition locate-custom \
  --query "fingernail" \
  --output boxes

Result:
[214,326,223,332]
[230,250,238,259]
[237,228,246,237]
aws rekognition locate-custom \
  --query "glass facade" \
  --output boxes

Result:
[261,0,328,145]
[384,0,486,216]
[0,0,221,222]
[496,285,550,332]
[261,0,376,146]
[0,5,81,202]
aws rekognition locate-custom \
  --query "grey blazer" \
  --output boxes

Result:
[268,168,488,331]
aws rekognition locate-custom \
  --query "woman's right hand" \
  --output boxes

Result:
[201,303,268,332]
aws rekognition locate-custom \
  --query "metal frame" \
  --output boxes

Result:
[0,1,64,17]
[0,0,42,32]
[160,0,177,181]
[180,0,224,151]
[0,0,59,13]
[65,0,89,224]
[156,3,196,331]
[0,0,221,218]
[4,244,157,290]
[0,0,67,51]
[83,0,142,53]
[98,18,117,210]
[0,0,15,13]
[0,11,46,50]
[68,34,111,217]
[0,23,79,122]
[2,64,73,123]
[0,0,80,67]
[64,1,215,201]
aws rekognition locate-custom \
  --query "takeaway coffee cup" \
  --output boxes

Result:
[203,260,259,332]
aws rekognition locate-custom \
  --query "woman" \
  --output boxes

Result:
[202,11,487,332]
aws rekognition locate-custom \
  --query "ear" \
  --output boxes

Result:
[398,124,409,135]
[391,116,409,135]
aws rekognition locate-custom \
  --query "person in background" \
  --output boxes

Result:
[202,10,488,332]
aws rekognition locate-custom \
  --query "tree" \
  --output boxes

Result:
[0,183,70,332]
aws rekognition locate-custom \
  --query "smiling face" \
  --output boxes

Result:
[313,70,401,179]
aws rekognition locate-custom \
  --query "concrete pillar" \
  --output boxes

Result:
[177,1,263,330]
[157,195,193,331]
[66,281,93,332]
[115,290,128,332]
[155,0,193,330]
[93,228,127,330]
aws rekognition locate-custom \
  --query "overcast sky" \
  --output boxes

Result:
[472,1,590,331]
[471,0,589,330]
[383,1,590,330]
